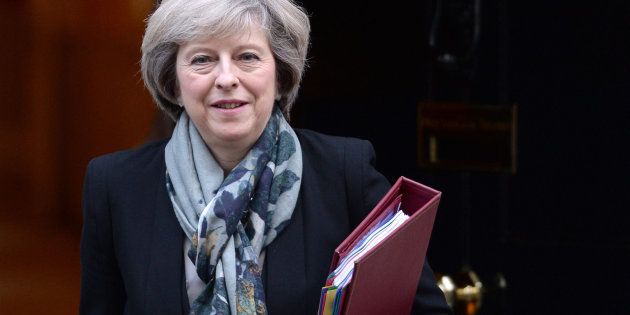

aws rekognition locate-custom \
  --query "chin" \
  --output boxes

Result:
[214,128,258,145]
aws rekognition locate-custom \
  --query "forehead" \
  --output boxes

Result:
[182,23,271,50]
[185,8,271,42]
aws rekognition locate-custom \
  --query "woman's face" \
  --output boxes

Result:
[176,24,276,150]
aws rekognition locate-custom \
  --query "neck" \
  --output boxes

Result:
[207,142,251,175]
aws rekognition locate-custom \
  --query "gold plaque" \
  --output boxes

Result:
[418,102,517,173]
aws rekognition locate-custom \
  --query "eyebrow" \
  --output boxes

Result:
[180,43,268,56]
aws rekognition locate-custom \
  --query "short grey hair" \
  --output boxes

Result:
[141,0,311,120]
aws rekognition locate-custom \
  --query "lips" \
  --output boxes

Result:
[211,100,247,109]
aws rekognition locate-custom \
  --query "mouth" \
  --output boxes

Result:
[211,101,247,109]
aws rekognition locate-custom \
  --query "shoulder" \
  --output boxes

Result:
[88,139,167,172]
[294,128,368,148]
[294,128,375,165]
[85,139,168,189]
[295,128,390,224]
[294,129,379,186]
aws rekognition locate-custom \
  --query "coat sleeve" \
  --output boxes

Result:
[344,139,452,315]
[80,158,126,314]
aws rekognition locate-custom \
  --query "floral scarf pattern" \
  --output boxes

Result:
[165,107,302,314]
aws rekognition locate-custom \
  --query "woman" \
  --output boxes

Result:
[80,0,450,314]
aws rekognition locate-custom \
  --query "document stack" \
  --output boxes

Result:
[318,205,409,315]
[316,177,441,315]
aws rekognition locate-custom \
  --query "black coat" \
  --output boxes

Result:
[80,129,451,314]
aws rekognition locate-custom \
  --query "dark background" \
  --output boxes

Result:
[0,1,627,314]
[293,1,629,314]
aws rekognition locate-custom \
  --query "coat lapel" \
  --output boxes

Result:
[144,159,186,314]
[264,192,307,314]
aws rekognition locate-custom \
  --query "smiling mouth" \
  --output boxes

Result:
[212,102,246,109]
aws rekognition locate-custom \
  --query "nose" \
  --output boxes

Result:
[215,60,239,90]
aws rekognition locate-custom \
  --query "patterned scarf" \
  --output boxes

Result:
[165,107,302,314]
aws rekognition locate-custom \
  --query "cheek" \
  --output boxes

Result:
[252,70,277,102]
[179,77,208,102]
[176,66,210,97]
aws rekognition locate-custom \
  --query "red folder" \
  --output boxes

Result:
[327,176,441,315]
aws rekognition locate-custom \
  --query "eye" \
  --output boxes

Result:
[239,52,260,62]
[190,55,211,65]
